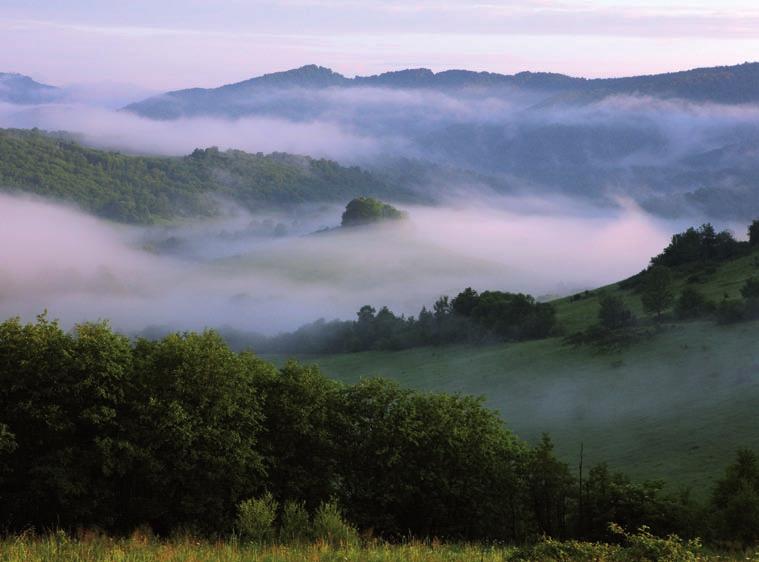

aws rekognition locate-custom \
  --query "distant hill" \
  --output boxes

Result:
[0,128,407,223]
[124,62,759,119]
[0,72,60,104]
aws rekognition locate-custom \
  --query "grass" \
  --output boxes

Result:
[274,250,759,499]
[0,534,755,562]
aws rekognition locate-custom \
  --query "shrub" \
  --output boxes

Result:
[716,299,746,324]
[609,523,702,562]
[675,287,714,320]
[236,493,278,543]
[598,295,635,330]
[741,277,759,300]
[511,536,619,561]
[312,501,358,547]
[280,500,311,544]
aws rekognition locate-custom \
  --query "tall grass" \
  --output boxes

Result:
[0,533,755,562]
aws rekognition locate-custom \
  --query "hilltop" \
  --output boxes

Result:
[124,62,759,119]
[0,72,60,104]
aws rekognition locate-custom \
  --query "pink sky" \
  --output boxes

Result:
[2,0,759,90]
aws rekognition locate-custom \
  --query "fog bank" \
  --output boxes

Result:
[0,193,689,335]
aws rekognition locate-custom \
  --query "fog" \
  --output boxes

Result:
[0,192,687,335]
[5,82,759,219]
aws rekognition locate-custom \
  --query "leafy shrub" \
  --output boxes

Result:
[675,287,714,320]
[511,536,619,561]
[609,523,703,562]
[280,500,311,544]
[236,493,278,543]
[312,501,358,547]
[598,295,635,330]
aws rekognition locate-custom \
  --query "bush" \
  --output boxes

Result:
[675,287,714,320]
[280,500,311,544]
[236,493,278,543]
[741,277,759,300]
[716,299,746,324]
[511,536,619,561]
[598,295,635,330]
[312,501,358,547]
[610,523,702,561]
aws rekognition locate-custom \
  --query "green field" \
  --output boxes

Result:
[280,249,759,497]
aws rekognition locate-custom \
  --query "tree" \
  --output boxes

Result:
[711,449,759,545]
[641,266,674,320]
[598,295,635,330]
[748,220,759,246]
[340,197,406,227]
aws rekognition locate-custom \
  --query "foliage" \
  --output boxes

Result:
[598,295,635,331]
[609,523,703,562]
[280,500,311,544]
[258,288,556,354]
[340,196,406,227]
[312,501,358,547]
[641,266,675,320]
[2,533,746,562]
[741,277,759,300]
[674,288,714,320]
[0,128,400,223]
[711,450,759,546]
[749,220,759,246]
[1,314,756,545]
[651,224,744,268]
[236,493,278,543]
[715,299,746,324]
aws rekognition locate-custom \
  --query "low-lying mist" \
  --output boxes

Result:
[5,82,759,220]
[0,192,698,337]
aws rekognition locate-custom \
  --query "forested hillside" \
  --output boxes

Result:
[0,128,400,223]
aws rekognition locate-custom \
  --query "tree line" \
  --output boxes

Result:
[1,315,758,544]
[247,288,556,354]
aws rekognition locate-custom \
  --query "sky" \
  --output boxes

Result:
[2,0,759,90]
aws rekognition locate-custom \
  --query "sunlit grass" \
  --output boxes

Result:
[1,534,756,562]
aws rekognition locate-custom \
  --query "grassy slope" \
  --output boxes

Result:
[292,249,759,497]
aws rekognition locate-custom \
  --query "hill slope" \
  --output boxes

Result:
[0,128,404,223]
[125,62,759,119]
[291,247,759,497]
[0,72,60,104]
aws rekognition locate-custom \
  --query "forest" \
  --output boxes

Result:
[0,128,401,223]
[1,313,759,549]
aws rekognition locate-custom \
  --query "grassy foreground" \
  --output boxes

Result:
[0,533,755,562]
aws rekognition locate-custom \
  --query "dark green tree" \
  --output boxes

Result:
[711,449,759,545]
[748,220,759,245]
[598,295,635,330]
[641,266,674,320]
[340,197,406,227]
